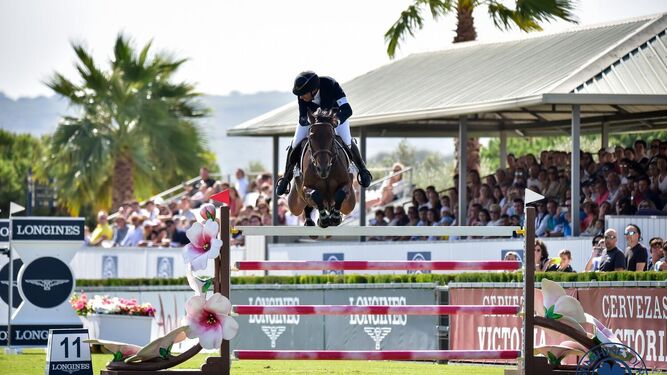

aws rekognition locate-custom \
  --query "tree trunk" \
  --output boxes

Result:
[112,150,134,212]
[453,1,481,174]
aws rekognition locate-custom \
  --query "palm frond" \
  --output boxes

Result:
[486,0,577,32]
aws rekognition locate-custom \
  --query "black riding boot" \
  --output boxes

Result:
[348,142,373,188]
[275,143,302,196]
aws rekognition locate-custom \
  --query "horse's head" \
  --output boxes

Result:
[307,109,338,179]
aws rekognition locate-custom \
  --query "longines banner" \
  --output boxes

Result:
[11,218,84,241]
[449,288,576,365]
[0,219,9,245]
[578,288,667,370]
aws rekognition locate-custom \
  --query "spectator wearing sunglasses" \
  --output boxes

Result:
[624,224,648,271]
[599,229,625,272]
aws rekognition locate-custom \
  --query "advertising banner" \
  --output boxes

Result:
[578,288,667,370]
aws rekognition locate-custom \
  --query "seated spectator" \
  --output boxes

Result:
[623,224,648,271]
[141,200,159,220]
[654,242,667,271]
[111,215,130,247]
[488,204,503,226]
[546,249,575,272]
[165,219,189,246]
[121,214,145,247]
[90,211,113,246]
[598,229,625,272]
[535,239,550,272]
[384,206,395,225]
[585,235,605,272]
[648,237,664,271]
[390,206,409,226]
[370,209,388,226]
[378,163,408,205]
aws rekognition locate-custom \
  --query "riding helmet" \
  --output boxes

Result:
[292,71,320,96]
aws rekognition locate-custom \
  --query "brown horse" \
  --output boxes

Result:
[287,109,356,227]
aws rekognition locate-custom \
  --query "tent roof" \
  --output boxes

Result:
[229,13,667,138]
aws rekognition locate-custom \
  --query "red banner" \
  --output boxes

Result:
[450,287,667,370]
[449,288,575,364]
[577,288,667,370]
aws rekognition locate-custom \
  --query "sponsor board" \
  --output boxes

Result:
[0,259,23,308]
[322,253,344,275]
[11,218,84,241]
[0,220,8,245]
[46,328,92,375]
[407,251,431,274]
[0,325,83,346]
[20,257,73,309]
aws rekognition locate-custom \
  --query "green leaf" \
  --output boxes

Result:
[159,346,171,359]
[202,279,213,293]
[113,351,123,362]
[546,351,561,366]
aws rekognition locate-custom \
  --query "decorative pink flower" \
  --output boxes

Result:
[585,314,622,345]
[199,203,216,221]
[184,294,238,350]
[183,220,222,271]
[84,338,141,361]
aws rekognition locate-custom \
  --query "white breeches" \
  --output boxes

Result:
[291,120,352,147]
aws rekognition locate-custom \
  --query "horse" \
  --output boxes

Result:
[287,109,356,227]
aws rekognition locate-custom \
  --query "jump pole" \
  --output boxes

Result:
[235,350,521,361]
[235,260,521,271]
[233,305,520,315]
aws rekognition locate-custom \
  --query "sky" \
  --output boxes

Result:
[2,0,667,99]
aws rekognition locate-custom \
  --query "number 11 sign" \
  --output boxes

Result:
[45,328,93,375]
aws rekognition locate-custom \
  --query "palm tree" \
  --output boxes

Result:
[46,34,210,214]
[385,0,577,173]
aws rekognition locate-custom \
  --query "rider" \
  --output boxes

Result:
[275,71,373,196]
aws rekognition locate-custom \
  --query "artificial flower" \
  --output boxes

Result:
[183,293,238,350]
[183,220,222,271]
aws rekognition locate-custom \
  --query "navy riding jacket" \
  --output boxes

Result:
[298,76,352,126]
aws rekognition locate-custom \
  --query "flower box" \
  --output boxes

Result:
[82,313,154,346]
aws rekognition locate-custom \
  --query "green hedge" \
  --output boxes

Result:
[75,271,667,287]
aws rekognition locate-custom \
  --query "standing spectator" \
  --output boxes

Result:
[624,224,648,271]
[191,167,216,193]
[228,187,243,217]
[235,168,249,199]
[546,249,575,272]
[599,229,625,272]
[585,235,605,272]
[648,237,664,271]
[90,211,113,246]
[111,216,130,247]
[243,181,260,207]
[535,239,550,272]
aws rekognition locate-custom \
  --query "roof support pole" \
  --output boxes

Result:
[499,130,507,170]
[571,105,581,237]
[359,128,367,242]
[458,116,468,227]
[601,121,609,150]
[272,136,280,245]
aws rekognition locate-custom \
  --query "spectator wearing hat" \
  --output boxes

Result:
[624,223,648,272]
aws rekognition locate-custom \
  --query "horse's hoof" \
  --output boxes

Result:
[329,212,342,226]
[318,217,330,228]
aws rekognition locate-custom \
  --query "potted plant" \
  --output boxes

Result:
[71,293,156,346]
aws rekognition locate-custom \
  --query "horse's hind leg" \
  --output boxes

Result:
[329,188,348,226]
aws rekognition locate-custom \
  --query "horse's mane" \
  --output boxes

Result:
[312,108,338,126]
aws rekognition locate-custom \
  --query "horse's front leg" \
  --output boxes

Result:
[305,187,330,228]
[303,206,315,227]
[328,186,348,226]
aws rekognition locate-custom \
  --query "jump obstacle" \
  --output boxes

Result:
[101,204,592,375]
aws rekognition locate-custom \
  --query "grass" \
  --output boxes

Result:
[1,349,510,375]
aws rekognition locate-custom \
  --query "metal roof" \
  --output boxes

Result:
[229,13,667,138]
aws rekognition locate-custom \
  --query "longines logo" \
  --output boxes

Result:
[248,296,299,348]
[0,259,23,308]
[25,279,69,291]
[50,362,91,374]
[407,251,431,275]
[261,326,286,348]
[21,257,73,308]
[11,218,84,241]
[364,327,392,350]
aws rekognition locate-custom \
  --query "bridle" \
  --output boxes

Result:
[308,121,337,171]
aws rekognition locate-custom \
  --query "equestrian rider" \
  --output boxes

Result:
[275,71,373,195]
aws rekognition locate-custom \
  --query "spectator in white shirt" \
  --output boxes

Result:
[235,168,249,199]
